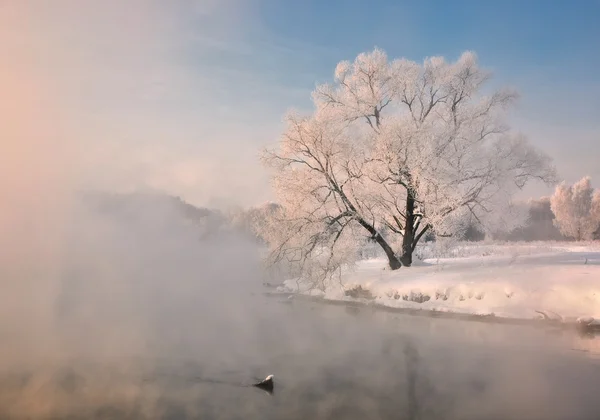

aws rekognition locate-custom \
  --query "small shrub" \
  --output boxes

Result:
[345,285,374,300]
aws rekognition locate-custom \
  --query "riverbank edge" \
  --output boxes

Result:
[263,290,600,335]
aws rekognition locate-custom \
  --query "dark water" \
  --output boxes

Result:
[2,292,600,420]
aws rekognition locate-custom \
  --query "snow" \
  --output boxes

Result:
[277,241,600,322]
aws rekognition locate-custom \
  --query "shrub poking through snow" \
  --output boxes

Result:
[344,285,374,300]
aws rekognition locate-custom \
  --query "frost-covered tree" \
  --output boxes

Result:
[262,48,555,277]
[550,177,600,240]
[592,190,600,230]
[261,112,400,286]
[228,202,282,243]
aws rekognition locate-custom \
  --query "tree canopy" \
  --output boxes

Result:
[261,48,556,283]
[551,177,600,241]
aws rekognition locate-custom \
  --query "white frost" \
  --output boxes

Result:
[279,241,600,321]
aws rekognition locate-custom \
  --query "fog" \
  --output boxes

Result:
[2,2,600,419]
[0,192,267,416]
[1,192,599,419]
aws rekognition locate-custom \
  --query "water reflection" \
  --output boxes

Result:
[1,298,600,419]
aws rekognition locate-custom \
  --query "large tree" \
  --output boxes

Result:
[261,49,555,279]
[550,177,600,241]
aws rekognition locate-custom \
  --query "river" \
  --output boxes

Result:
[2,216,599,420]
[2,289,600,420]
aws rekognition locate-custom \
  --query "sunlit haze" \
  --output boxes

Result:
[2,1,599,208]
[2,2,600,419]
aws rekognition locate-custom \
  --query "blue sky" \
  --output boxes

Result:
[8,0,600,207]
[183,0,600,205]
[259,0,599,66]
[242,0,600,123]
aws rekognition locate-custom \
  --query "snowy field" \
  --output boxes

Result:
[277,241,600,323]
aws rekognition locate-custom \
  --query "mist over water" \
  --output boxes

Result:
[2,2,600,419]
[0,194,261,416]
[0,194,599,419]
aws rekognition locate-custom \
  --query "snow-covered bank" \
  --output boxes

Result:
[277,242,600,323]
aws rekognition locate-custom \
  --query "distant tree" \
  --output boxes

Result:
[593,190,600,232]
[550,177,600,241]
[496,197,565,241]
[462,221,486,242]
[522,197,565,241]
[261,48,556,283]
[594,225,600,240]
[592,190,600,240]
[229,202,282,243]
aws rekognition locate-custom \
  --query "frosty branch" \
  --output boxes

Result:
[260,48,556,279]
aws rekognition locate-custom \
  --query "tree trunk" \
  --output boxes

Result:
[400,192,416,267]
[356,218,402,270]
[376,234,402,270]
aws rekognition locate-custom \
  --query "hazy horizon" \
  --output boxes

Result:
[2,0,599,210]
